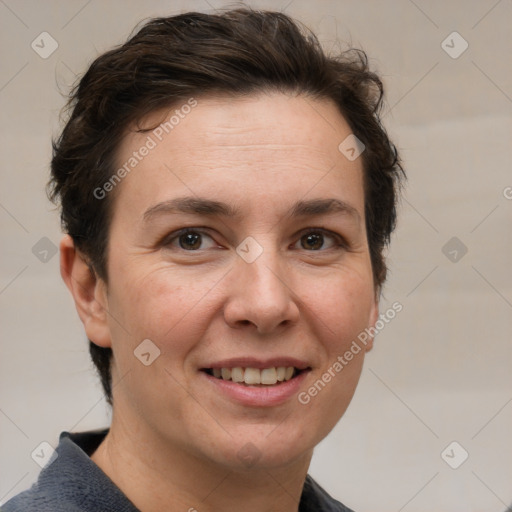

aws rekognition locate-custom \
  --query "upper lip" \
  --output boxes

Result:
[201,357,311,371]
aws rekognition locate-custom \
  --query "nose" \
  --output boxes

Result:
[223,249,300,335]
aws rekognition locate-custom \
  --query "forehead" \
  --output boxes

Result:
[145,93,347,148]
[112,93,365,220]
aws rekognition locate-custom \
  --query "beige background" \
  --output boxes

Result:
[1,1,511,510]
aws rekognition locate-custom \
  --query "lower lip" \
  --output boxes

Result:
[201,370,309,407]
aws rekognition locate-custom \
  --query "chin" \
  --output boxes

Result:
[201,425,315,471]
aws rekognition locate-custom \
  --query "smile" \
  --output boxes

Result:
[201,366,305,386]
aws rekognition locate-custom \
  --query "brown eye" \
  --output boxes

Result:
[301,232,325,250]
[164,229,217,251]
[294,229,344,252]
[178,232,203,250]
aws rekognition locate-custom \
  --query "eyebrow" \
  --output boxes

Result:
[143,196,361,224]
[289,198,360,223]
[143,197,239,221]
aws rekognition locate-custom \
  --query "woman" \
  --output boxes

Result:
[4,8,404,512]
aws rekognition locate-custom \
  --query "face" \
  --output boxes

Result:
[93,93,378,470]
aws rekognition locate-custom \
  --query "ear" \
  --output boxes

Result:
[59,235,112,348]
[364,296,379,352]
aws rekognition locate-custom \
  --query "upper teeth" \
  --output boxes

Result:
[211,367,296,385]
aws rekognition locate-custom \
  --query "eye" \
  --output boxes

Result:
[165,229,218,251]
[294,229,344,251]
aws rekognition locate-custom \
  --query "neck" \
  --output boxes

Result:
[91,412,313,512]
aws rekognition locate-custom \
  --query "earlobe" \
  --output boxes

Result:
[59,235,112,348]
[364,299,379,352]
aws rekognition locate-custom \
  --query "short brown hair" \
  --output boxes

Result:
[49,8,405,404]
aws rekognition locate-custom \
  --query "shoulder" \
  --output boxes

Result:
[2,430,137,512]
[2,484,82,512]
[2,432,86,512]
[300,474,356,512]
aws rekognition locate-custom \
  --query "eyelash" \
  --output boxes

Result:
[294,228,348,251]
[162,227,348,252]
[162,227,220,251]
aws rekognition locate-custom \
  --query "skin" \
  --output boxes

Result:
[61,92,379,512]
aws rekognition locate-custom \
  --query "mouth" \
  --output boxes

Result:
[200,366,309,386]
[198,357,312,406]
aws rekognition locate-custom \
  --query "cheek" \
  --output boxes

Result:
[302,270,375,346]
[296,276,372,437]
[104,269,213,405]
[107,265,220,355]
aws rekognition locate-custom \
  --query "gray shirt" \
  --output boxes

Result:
[3,430,355,512]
